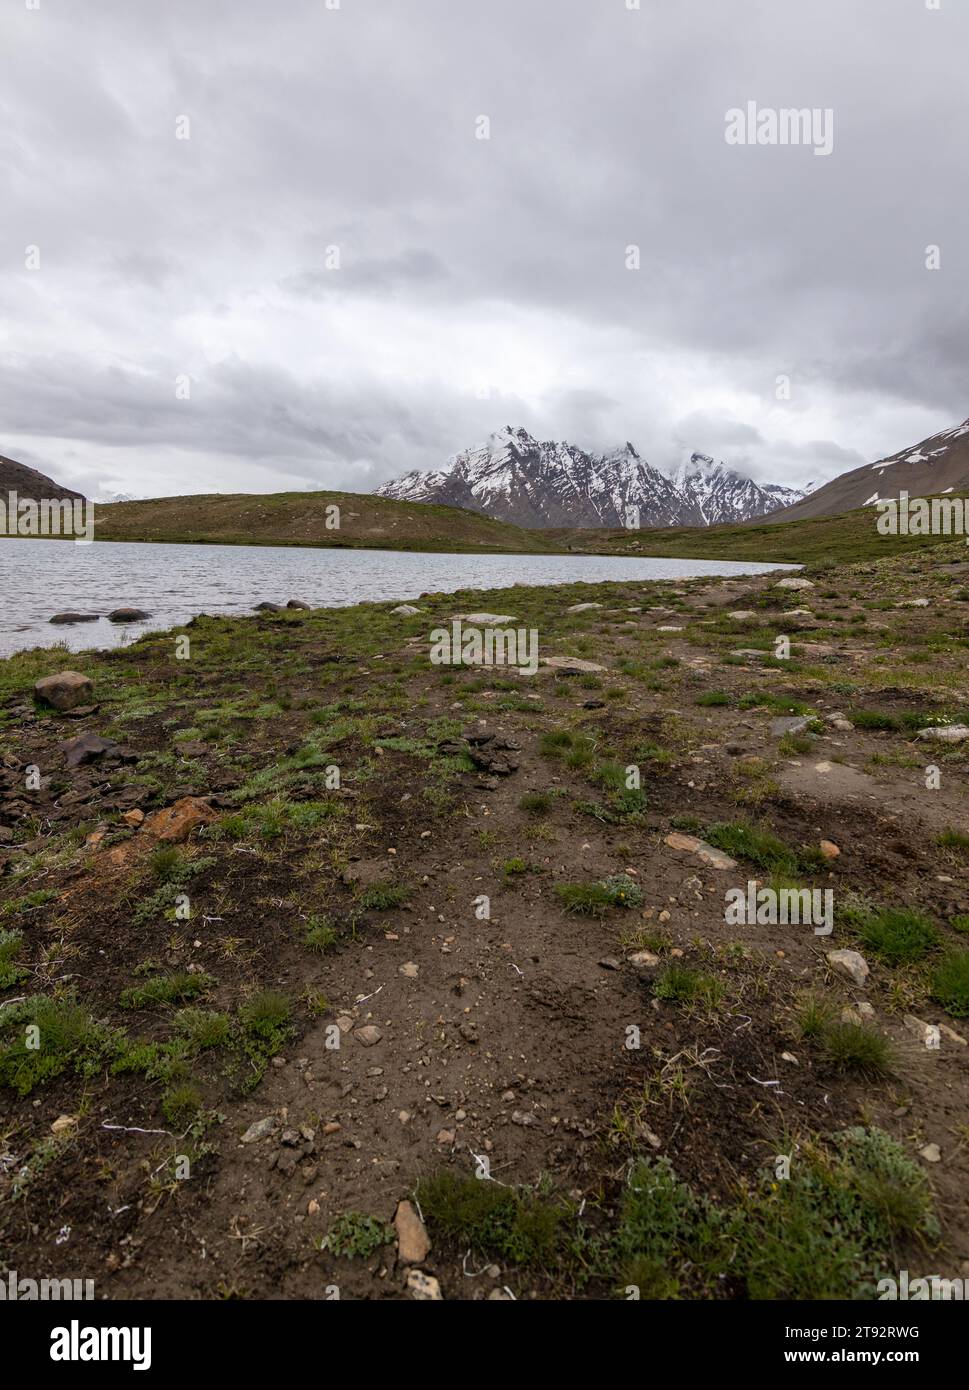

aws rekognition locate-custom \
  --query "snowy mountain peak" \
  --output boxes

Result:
[376,428,804,529]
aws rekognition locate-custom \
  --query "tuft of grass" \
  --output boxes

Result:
[820,1022,894,1076]
[937,828,969,853]
[161,1082,204,1126]
[0,889,58,918]
[841,904,938,966]
[356,882,410,911]
[303,915,339,953]
[848,710,899,731]
[695,691,731,707]
[234,990,294,1089]
[174,1007,231,1051]
[416,1171,566,1267]
[120,971,213,1011]
[555,874,643,916]
[539,729,596,767]
[150,845,187,884]
[930,950,969,1017]
[519,791,553,816]
[794,990,839,1040]
[653,964,725,1009]
[0,929,27,989]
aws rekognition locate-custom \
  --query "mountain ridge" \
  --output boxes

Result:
[762,416,969,523]
[375,427,804,528]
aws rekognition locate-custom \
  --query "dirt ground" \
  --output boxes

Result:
[2,550,968,1299]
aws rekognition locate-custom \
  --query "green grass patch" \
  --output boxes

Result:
[119,971,214,1011]
[703,821,823,876]
[554,875,643,916]
[930,950,969,1017]
[0,929,27,989]
[324,1211,395,1258]
[303,915,340,953]
[0,995,118,1095]
[840,904,938,966]
[653,964,725,1009]
[417,1125,936,1298]
[356,882,410,911]
[820,1022,894,1076]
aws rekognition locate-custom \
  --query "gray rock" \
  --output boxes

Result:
[241,1116,279,1144]
[108,608,151,622]
[34,671,94,712]
[826,949,870,987]
[770,716,812,737]
[452,612,517,625]
[59,732,119,768]
[286,599,311,610]
[917,725,969,744]
[540,655,606,674]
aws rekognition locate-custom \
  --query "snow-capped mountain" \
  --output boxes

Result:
[376,428,804,529]
[667,451,805,526]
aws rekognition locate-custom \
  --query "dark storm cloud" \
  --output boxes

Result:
[0,0,966,497]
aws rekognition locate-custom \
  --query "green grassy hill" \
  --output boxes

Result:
[92,490,559,554]
[548,496,969,567]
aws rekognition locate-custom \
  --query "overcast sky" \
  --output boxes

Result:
[1,0,966,500]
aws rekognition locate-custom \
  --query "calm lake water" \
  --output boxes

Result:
[0,539,799,658]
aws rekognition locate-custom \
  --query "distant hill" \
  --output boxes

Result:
[764,416,969,523]
[92,489,560,553]
[546,492,969,567]
[0,453,84,502]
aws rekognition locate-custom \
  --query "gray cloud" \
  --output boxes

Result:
[1,0,966,499]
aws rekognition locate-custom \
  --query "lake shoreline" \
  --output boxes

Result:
[0,539,800,658]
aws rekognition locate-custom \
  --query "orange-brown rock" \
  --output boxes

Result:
[141,796,220,843]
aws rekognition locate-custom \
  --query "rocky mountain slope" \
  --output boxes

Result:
[376,428,803,529]
[668,451,806,525]
[763,416,969,523]
[0,453,84,502]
